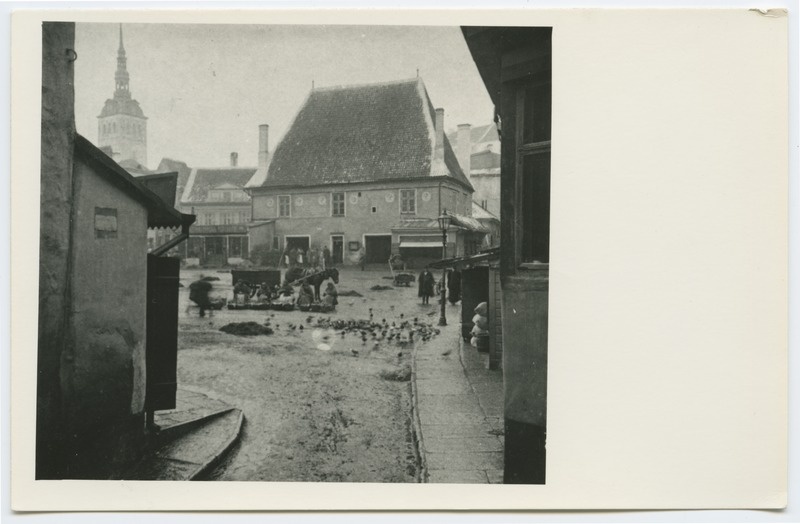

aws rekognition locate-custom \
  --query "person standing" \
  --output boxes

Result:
[418,268,435,305]
[322,245,332,269]
[447,269,462,304]
[358,246,366,271]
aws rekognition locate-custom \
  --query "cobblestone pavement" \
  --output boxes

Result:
[412,301,505,484]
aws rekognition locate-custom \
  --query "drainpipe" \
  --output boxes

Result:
[151,214,195,256]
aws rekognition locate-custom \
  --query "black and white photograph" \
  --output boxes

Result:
[36,22,551,484]
[11,7,791,514]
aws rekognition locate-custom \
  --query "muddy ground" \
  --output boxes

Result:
[176,266,448,482]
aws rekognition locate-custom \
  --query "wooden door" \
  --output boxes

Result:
[145,255,180,411]
[331,235,344,264]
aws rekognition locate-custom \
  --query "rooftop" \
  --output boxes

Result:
[247,78,471,191]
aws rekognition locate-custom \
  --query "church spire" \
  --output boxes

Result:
[114,24,130,98]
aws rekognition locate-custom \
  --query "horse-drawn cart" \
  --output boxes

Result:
[231,268,281,288]
[388,259,415,287]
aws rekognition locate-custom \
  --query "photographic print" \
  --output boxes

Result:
[36,21,552,484]
[15,8,788,512]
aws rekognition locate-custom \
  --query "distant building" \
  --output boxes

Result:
[472,200,500,248]
[246,78,486,269]
[97,25,148,169]
[448,123,501,219]
[178,152,256,266]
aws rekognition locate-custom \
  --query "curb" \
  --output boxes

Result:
[156,406,236,444]
[189,408,245,480]
[409,338,428,483]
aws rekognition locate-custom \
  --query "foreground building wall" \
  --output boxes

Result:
[63,155,149,477]
[37,21,77,479]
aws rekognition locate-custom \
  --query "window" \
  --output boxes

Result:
[222,191,232,202]
[514,64,551,264]
[229,236,248,257]
[400,189,416,214]
[94,207,117,239]
[239,211,250,224]
[278,195,291,217]
[187,237,204,257]
[222,212,234,225]
[481,200,488,210]
[332,192,345,217]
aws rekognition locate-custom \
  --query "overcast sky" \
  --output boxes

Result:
[74,23,495,170]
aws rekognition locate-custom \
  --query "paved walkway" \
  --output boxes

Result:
[121,387,243,480]
[412,303,505,484]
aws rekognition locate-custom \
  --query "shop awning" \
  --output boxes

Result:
[399,241,443,249]
[428,247,500,270]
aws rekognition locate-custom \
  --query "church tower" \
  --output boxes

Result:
[98,25,148,168]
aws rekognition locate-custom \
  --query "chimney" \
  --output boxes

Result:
[258,124,269,169]
[457,123,471,175]
[434,108,444,160]
[230,152,238,167]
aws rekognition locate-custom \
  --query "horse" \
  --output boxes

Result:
[285,267,339,301]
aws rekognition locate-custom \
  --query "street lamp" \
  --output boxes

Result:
[437,211,451,326]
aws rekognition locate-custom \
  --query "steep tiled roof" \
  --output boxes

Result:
[253,78,471,190]
[157,158,192,206]
[182,167,256,204]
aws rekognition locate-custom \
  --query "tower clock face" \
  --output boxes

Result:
[318,196,327,205]
[349,194,359,205]
[385,192,395,203]
[295,197,304,207]
[266,198,274,207]
[421,191,432,202]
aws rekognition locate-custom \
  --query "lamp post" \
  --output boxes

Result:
[437,211,451,326]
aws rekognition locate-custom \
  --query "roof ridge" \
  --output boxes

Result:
[311,76,420,93]
[194,166,257,171]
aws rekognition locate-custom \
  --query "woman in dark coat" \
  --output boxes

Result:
[418,268,436,305]
[447,270,462,304]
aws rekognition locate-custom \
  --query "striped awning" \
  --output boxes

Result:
[399,241,442,248]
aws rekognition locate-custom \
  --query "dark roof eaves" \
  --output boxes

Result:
[74,134,183,227]
[251,174,474,193]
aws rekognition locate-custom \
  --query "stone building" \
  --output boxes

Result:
[97,25,148,170]
[462,26,552,485]
[178,152,256,266]
[448,123,501,220]
[38,22,194,479]
[245,78,486,269]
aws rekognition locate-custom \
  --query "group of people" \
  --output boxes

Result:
[232,278,339,310]
[417,268,461,305]
[282,245,333,269]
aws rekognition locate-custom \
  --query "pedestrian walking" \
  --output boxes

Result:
[189,276,213,317]
[418,268,435,305]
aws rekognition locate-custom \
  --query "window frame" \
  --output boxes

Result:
[399,188,416,215]
[277,195,292,218]
[331,192,346,217]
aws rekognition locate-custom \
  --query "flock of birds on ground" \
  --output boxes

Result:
[258,307,443,358]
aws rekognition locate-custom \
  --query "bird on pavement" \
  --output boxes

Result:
[350,348,359,357]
